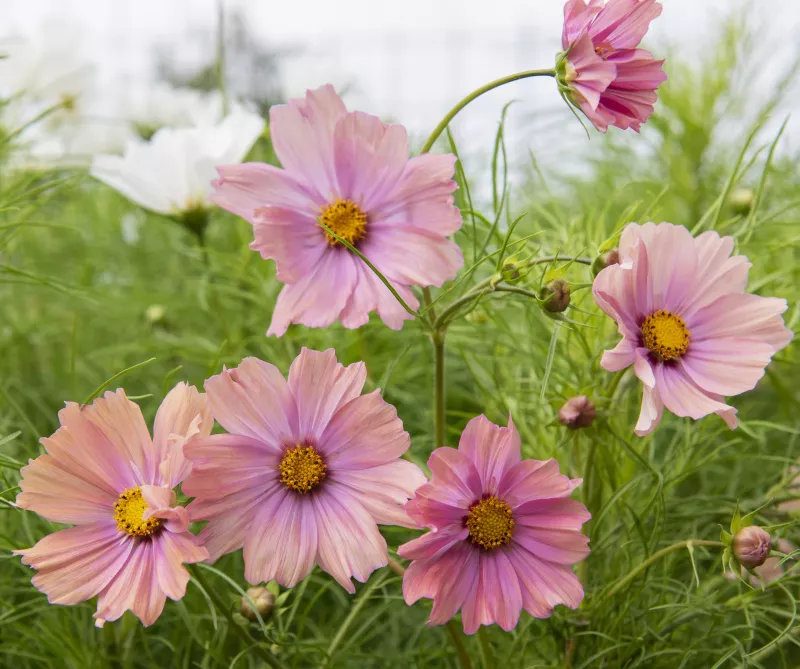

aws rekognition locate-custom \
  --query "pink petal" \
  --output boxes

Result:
[690,293,792,351]
[398,526,470,561]
[80,389,157,483]
[243,489,318,587]
[458,415,521,494]
[635,383,664,437]
[288,347,367,444]
[423,446,484,511]
[589,0,662,49]
[250,206,327,283]
[641,223,698,314]
[318,390,409,470]
[210,162,321,223]
[16,522,132,607]
[95,540,166,627]
[358,225,463,288]
[562,0,604,49]
[312,487,388,593]
[152,382,212,487]
[681,338,777,397]
[373,153,462,236]
[333,110,408,210]
[267,248,358,337]
[191,485,281,562]
[656,364,736,425]
[593,255,645,338]
[512,525,590,564]
[203,357,298,446]
[512,498,592,531]
[497,459,581,509]
[16,454,116,524]
[606,49,667,91]
[633,348,655,388]
[427,542,481,628]
[461,550,523,634]
[39,401,141,497]
[141,485,189,533]
[329,459,426,527]
[339,263,419,331]
[600,337,637,372]
[153,530,209,601]
[183,434,281,499]
[566,31,617,111]
[505,544,584,618]
[270,84,347,201]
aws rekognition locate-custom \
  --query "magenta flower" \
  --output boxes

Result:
[210,85,463,336]
[558,0,667,132]
[183,348,426,592]
[15,384,212,627]
[593,222,793,436]
[398,415,590,634]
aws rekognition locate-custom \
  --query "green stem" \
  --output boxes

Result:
[601,540,723,600]
[189,565,283,668]
[477,627,494,669]
[418,69,556,154]
[446,620,474,669]
[433,332,446,448]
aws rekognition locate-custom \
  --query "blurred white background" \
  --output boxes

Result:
[3,0,799,179]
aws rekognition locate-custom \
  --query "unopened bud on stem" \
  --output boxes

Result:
[733,526,771,570]
[558,396,596,429]
[591,248,620,277]
[240,586,275,621]
[540,279,571,313]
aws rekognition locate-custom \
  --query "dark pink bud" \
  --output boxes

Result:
[541,279,571,313]
[733,526,771,569]
[558,396,596,429]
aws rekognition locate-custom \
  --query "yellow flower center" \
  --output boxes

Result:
[113,487,161,537]
[641,310,690,362]
[279,445,327,494]
[466,497,515,550]
[320,199,367,247]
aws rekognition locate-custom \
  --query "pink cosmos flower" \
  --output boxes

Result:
[398,415,590,634]
[558,0,667,132]
[210,84,463,336]
[183,348,426,592]
[593,222,793,436]
[15,384,212,627]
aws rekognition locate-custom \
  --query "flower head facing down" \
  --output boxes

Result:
[398,415,590,634]
[557,0,667,132]
[593,222,793,436]
[210,85,464,336]
[182,348,426,593]
[15,384,212,627]
[91,108,265,217]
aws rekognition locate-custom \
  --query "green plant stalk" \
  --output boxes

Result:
[418,69,556,154]
[601,540,723,600]
[433,332,446,448]
[189,565,283,669]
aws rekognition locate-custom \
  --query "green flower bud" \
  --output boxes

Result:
[591,248,620,278]
[240,586,275,621]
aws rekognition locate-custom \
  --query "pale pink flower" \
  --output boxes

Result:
[398,415,590,634]
[183,348,426,592]
[559,0,667,132]
[593,222,793,436]
[15,384,212,627]
[210,84,463,336]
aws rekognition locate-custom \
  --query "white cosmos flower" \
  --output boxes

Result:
[90,108,265,216]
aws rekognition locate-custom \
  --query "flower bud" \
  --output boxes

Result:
[500,253,526,285]
[591,248,620,277]
[540,279,570,313]
[240,586,275,621]
[728,188,754,216]
[558,396,596,429]
[733,526,771,569]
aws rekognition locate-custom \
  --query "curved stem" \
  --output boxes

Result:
[419,69,556,154]
[601,540,723,601]
[189,565,283,668]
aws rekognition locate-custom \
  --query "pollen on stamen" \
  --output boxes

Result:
[465,496,515,550]
[320,199,368,247]
[113,487,161,538]
[641,309,690,361]
[279,445,327,494]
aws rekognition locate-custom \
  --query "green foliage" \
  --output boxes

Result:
[0,16,798,669]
